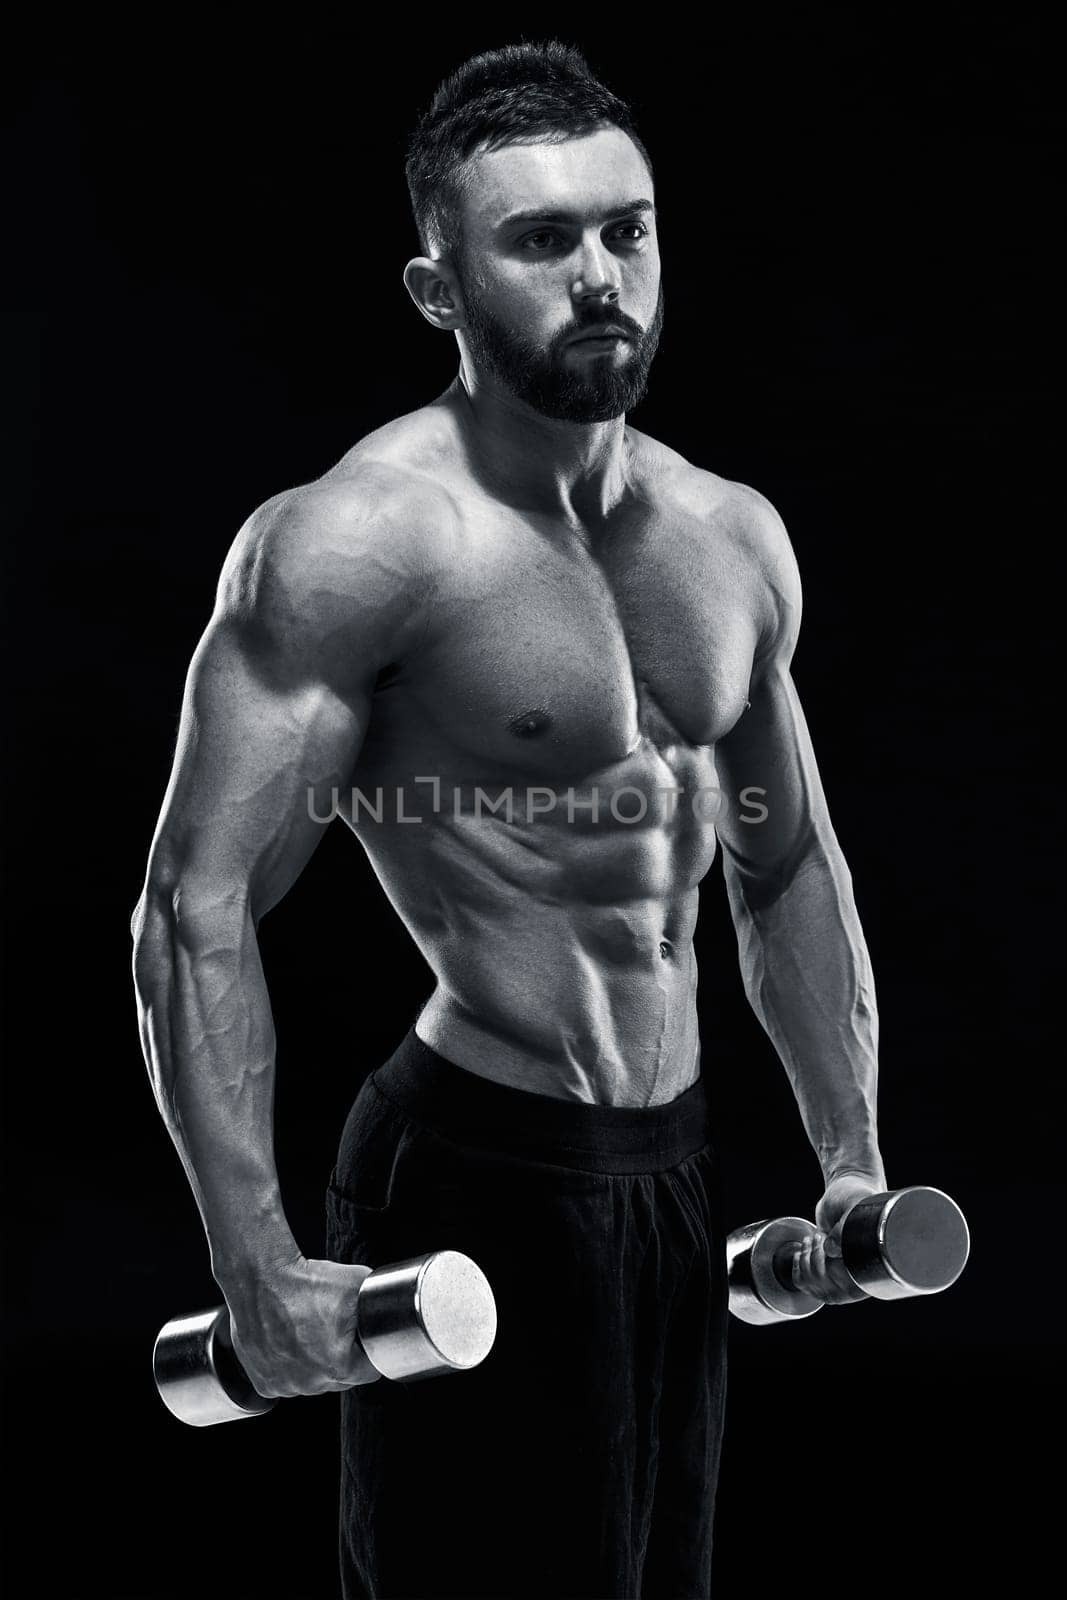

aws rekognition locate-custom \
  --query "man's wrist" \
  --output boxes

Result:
[209,1229,303,1294]
[821,1155,887,1189]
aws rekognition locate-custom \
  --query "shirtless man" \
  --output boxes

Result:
[132,40,886,1600]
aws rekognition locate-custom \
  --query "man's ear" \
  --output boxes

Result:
[403,257,466,332]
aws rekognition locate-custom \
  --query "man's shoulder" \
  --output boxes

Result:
[632,429,798,584]
[212,449,456,676]
[632,431,801,659]
[714,476,797,584]
[223,449,456,611]
[252,446,456,565]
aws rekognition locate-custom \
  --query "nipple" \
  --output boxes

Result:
[506,708,552,739]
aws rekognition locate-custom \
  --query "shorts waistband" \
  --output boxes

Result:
[370,1026,711,1174]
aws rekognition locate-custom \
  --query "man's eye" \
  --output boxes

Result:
[520,223,649,251]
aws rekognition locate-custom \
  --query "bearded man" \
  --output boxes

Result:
[132,39,885,1600]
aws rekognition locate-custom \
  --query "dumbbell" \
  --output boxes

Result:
[726,1185,970,1326]
[153,1249,498,1426]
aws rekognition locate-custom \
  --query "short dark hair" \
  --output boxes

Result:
[405,39,654,262]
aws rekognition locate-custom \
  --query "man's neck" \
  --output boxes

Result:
[443,370,637,530]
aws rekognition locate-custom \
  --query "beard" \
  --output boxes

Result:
[456,271,665,424]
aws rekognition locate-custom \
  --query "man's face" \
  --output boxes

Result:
[452,126,664,423]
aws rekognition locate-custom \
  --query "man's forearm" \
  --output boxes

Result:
[724,843,885,1183]
[131,882,300,1294]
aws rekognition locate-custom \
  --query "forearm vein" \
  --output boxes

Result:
[132,887,298,1286]
[726,847,884,1181]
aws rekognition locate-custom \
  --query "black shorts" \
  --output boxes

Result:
[325,1025,728,1600]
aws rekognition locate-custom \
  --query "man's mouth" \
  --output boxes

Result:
[569,325,632,345]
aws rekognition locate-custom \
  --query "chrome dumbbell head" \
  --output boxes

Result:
[153,1248,498,1427]
[153,1307,276,1426]
[356,1249,499,1382]
[839,1187,970,1301]
[726,1216,825,1326]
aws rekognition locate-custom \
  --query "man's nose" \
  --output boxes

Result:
[571,237,622,302]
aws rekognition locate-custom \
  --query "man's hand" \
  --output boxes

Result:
[226,1255,382,1398]
[789,1172,887,1306]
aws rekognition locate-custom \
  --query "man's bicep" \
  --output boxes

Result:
[146,617,368,919]
[714,660,830,894]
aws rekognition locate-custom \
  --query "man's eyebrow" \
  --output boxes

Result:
[497,198,657,231]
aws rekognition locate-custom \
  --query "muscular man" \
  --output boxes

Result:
[132,41,886,1600]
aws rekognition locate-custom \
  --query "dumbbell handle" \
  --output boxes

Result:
[769,1241,809,1290]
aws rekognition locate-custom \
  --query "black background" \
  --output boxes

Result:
[4,11,1059,1597]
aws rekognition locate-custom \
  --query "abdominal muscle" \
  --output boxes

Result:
[416,907,703,1108]
[345,764,714,1108]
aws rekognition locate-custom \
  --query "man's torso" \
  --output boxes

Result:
[290,396,774,1107]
